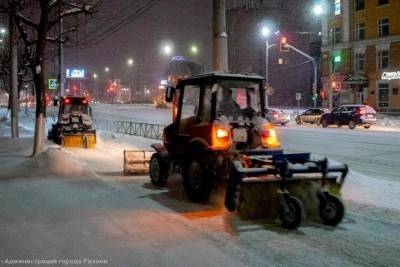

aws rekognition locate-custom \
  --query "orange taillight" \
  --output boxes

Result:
[211,124,232,150]
[261,124,281,148]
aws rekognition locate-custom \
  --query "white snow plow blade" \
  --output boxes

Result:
[123,150,153,175]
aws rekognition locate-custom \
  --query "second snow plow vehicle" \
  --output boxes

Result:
[147,72,348,229]
[48,96,96,148]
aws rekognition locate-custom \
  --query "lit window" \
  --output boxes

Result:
[378,18,389,37]
[354,53,365,73]
[355,23,365,40]
[334,0,341,15]
[378,50,389,69]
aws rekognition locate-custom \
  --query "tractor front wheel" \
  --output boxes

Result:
[150,153,168,186]
[183,156,213,203]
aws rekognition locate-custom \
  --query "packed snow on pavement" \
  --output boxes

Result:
[1,106,400,266]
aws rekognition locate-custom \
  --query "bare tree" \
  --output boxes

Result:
[2,0,96,155]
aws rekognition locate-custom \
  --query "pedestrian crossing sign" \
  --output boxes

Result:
[48,79,58,90]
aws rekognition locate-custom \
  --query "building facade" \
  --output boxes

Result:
[321,0,400,111]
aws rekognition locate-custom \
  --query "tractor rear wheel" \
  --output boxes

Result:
[183,155,214,203]
[319,194,344,226]
[150,153,168,186]
[279,196,304,229]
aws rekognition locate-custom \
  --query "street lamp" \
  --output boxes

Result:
[260,26,279,107]
[0,28,6,35]
[127,58,134,66]
[190,44,198,55]
[162,44,173,56]
[104,67,109,72]
[312,4,324,16]
[93,73,98,79]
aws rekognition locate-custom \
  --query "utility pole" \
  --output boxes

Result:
[213,0,228,71]
[265,39,269,107]
[328,29,334,110]
[58,0,65,96]
[9,12,19,138]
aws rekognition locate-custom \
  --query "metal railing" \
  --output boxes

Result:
[94,119,165,140]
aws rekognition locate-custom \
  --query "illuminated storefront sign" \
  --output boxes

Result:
[382,71,400,81]
[66,68,85,78]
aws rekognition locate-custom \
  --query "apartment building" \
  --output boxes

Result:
[321,0,400,111]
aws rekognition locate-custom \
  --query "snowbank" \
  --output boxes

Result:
[343,169,400,211]
[0,147,96,179]
[376,115,400,127]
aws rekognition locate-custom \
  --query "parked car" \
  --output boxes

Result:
[320,105,377,129]
[265,108,291,125]
[295,108,325,125]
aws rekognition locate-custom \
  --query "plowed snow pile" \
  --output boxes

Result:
[0,148,96,179]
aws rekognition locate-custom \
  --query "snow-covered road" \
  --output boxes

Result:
[1,105,400,266]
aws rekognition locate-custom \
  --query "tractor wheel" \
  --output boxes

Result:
[321,119,329,128]
[348,120,356,129]
[319,194,344,226]
[279,196,304,229]
[295,117,302,124]
[150,153,168,186]
[182,154,214,203]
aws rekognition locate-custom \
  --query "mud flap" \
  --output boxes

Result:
[123,150,154,175]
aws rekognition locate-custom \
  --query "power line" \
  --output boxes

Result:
[77,0,161,48]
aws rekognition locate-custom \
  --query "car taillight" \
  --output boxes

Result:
[357,108,366,115]
[261,124,281,148]
[211,124,232,150]
[274,114,279,118]
[64,98,70,104]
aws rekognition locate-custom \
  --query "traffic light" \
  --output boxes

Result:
[280,37,289,52]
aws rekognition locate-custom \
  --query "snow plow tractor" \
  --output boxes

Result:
[48,96,96,148]
[148,72,348,229]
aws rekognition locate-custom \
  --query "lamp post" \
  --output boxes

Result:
[261,26,279,107]
[126,58,134,102]
[312,2,333,109]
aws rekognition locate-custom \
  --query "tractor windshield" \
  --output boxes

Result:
[216,80,260,121]
[63,104,89,115]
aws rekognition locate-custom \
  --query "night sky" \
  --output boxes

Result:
[64,0,214,89]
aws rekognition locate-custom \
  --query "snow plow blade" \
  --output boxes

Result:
[62,133,96,149]
[123,150,153,175]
